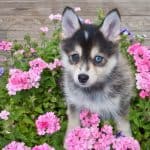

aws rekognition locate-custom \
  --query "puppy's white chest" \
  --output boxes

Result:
[66,87,120,118]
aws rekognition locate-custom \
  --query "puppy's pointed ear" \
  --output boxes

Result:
[100,9,121,42]
[62,7,81,38]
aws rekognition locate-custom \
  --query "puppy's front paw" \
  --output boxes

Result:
[63,142,67,150]
[63,124,80,149]
[116,118,132,137]
[63,129,71,150]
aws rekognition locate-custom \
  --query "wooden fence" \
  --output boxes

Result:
[0,0,150,45]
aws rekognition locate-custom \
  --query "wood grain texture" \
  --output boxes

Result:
[0,0,149,45]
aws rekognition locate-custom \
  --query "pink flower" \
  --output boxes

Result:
[9,68,23,76]
[65,108,140,149]
[0,41,13,51]
[2,141,31,150]
[80,109,100,127]
[48,59,62,70]
[40,26,49,33]
[65,124,140,150]
[48,63,57,70]
[84,19,92,24]
[30,48,36,53]
[112,136,140,150]
[49,13,62,21]
[128,43,141,55]
[29,58,48,74]
[32,143,55,150]
[0,110,10,120]
[139,90,149,98]
[28,69,41,88]
[65,127,92,150]
[54,59,63,67]
[7,58,62,95]
[7,69,41,95]
[94,125,114,149]
[35,112,60,135]
[101,124,113,135]
[65,126,114,150]
[127,43,150,98]
[74,7,81,12]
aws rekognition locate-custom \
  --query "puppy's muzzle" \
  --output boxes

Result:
[78,74,89,84]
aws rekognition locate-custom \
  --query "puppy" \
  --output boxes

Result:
[61,7,134,140]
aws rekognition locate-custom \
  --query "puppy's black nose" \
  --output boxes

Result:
[78,74,89,83]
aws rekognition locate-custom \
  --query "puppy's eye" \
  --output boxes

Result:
[70,54,80,64]
[94,55,104,64]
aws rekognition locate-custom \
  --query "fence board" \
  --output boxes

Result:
[0,0,149,45]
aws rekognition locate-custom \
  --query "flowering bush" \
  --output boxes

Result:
[65,110,140,150]
[0,7,149,150]
[32,143,55,150]
[2,141,31,150]
[65,125,140,150]
[128,43,150,98]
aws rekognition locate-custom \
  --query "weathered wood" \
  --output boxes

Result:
[0,1,150,16]
[0,0,149,45]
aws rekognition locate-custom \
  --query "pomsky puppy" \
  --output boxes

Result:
[61,7,134,140]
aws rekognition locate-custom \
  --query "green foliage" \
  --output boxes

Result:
[0,10,149,150]
[0,25,66,150]
[119,35,150,149]
[95,8,105,25]
[130,98,150,149]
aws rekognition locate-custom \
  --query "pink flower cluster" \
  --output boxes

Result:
[65,109,140,150]
[128,43,150,98]
[84,19,92,24]
[30,48,36,53]
[80,109,100,127]
[0,40,13,51]
[74,7,81,12]
[48,58,63,70]
[49,13,62,21]
[65,127,140,150]
[48,7,81,21]
[65,125,114,150]
[3,142,55,150]
[40,26,49,33]
[35,112,60,135]
[32,143,55,150]
[0,110,10,120]
[112,136,141,150]
[7,58,62,95]
[6,68,41,95]
[2,141,31,150]
[29,58,48,74]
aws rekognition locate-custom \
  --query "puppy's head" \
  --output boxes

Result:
[61,7,121,88]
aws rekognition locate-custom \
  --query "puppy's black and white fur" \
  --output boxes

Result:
[61,7,134,141]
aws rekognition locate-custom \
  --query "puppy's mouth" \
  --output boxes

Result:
[74,80,93,88]
[76,74,90,87]
[78,82,89,87]
[75,82,90,89]
[75,80,105,92]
